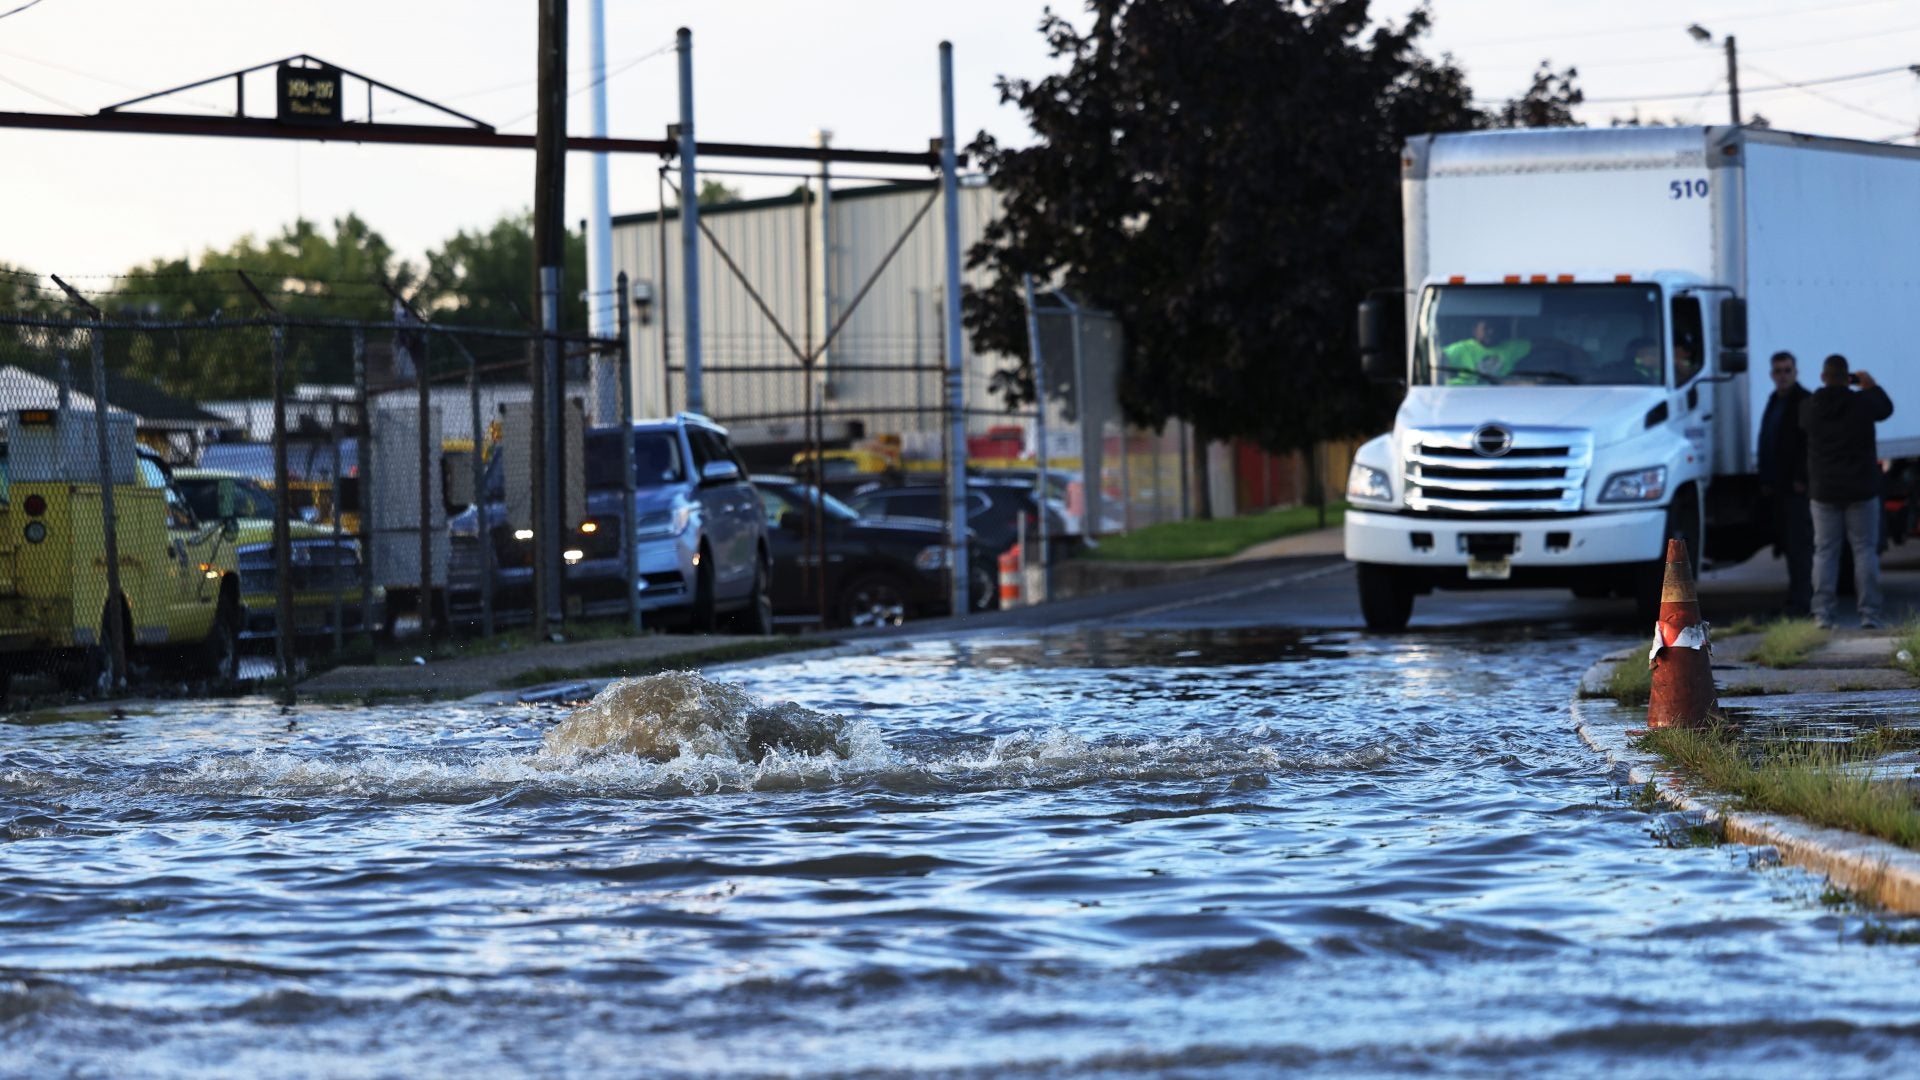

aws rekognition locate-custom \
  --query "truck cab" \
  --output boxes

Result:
[0,408,241,695]
[1349,272,1744,629]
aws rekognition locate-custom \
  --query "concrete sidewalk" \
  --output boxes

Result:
[298,633,825,700]
[1576,628,1920,912]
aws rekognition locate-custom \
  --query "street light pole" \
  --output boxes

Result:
[1725,36,1741,127]
[1688,24,1741,127]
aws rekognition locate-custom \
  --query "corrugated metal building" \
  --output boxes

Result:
[611,178,1010,450]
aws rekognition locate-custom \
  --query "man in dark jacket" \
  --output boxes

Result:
[1758,351,1813,615]
[1800,353,1895,628]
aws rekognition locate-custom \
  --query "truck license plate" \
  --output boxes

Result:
[1467,557,1512,581]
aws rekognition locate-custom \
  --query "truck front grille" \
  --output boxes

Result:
[1402,426,1591,516]
[237,540,362,593]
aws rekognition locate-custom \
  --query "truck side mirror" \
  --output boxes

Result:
[1719,296,1748,348]
[1718,296,1749,374]
[1357,296,1403,383]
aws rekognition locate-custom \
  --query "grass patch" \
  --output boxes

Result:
[1081,502,1345,562]
[1600,658,1652,706]
[502,636,830,690]
[1748,619,1830,668]
[1717,616,1766,638]
[1894,621,1920,678]
[1639,724,1920,850]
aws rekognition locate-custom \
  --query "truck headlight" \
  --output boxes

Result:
[1599,466,1667,504]
[635,498,696,540]
[1346,462,1392,503]
[914,545,949,571]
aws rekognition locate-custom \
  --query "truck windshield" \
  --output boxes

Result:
[1413,284,1665,387]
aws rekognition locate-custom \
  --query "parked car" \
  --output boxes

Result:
[172,468,384,643]
[846,479,1073,560]
[447,413,771,633]
[752,476,994,627]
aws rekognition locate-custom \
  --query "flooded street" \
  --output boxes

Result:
[7,627,1920,1077]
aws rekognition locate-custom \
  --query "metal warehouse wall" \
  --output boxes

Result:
[611,179,1010,444]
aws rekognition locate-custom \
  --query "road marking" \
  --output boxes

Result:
[1110,560,1352,621]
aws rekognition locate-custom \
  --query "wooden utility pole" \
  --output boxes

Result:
[531,0,568,638]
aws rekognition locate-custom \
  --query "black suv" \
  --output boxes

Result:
[847,479,1072,560]
[753,476,995,627]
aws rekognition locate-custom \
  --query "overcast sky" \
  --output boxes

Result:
[2,0,1916,278]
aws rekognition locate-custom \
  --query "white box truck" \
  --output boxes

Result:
[1347,125,1920,629]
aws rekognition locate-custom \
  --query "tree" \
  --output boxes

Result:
[418,210,587,332]
[963,0,1481,469]
[1491,62,1583,129]
[92,215,418,398]
[0,264,57,317]
[698,179,743,206]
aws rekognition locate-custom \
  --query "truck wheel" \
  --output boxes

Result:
[725,554,775,636]
[1356,563,1414,632]
[196,590,242,689]
[687,545,718,634]
[1635,491,1701,623]
[62,605,128,696]
[969,561,997,612]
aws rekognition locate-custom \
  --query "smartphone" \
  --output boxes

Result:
[1849,373,1862,386]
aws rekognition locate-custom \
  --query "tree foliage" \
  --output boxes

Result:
[3,213,591,398]
[964,0,1580,454]
[418,210,587,332]
[1490,62,1583,129]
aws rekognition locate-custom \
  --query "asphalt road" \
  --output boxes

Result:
[910,544,1920,637]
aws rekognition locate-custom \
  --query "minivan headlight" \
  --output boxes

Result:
[914,545,949,571]
[1346,462,1392,503]
[1599,466,1667,504]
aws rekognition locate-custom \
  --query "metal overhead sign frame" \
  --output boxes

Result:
[3,53,950,166]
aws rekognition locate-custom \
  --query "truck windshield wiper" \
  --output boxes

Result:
[1513,369,1582,384]
[1434,363,1502,385]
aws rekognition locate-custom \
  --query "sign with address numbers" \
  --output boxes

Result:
[277,64,342,125]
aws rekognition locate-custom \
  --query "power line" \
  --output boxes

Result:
[1570,63,1918,106]
[0,69,81,113]
[1746,61,1918,126]
[0,0,51,22]
[497,40,676,129]
[1450,0,1903,49]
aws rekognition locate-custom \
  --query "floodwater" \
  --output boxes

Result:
[5,628,1920,1077]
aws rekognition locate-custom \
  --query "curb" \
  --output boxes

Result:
[466,635,916,705]
[1573,658,1920,913]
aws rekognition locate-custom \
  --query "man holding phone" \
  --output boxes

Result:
[1799,353,1895,628]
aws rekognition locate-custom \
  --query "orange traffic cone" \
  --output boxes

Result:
[998,545,1024,609]
[1647,537,1717,729]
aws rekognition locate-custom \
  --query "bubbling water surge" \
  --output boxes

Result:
[542,671,872,762]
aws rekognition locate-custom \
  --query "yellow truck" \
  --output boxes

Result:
[0,408,241,697]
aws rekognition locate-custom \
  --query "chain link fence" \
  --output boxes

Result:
[1029,289,1194,542]
[0,295,623,705]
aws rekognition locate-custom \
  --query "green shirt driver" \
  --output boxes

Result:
[1443,319,1531,384]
